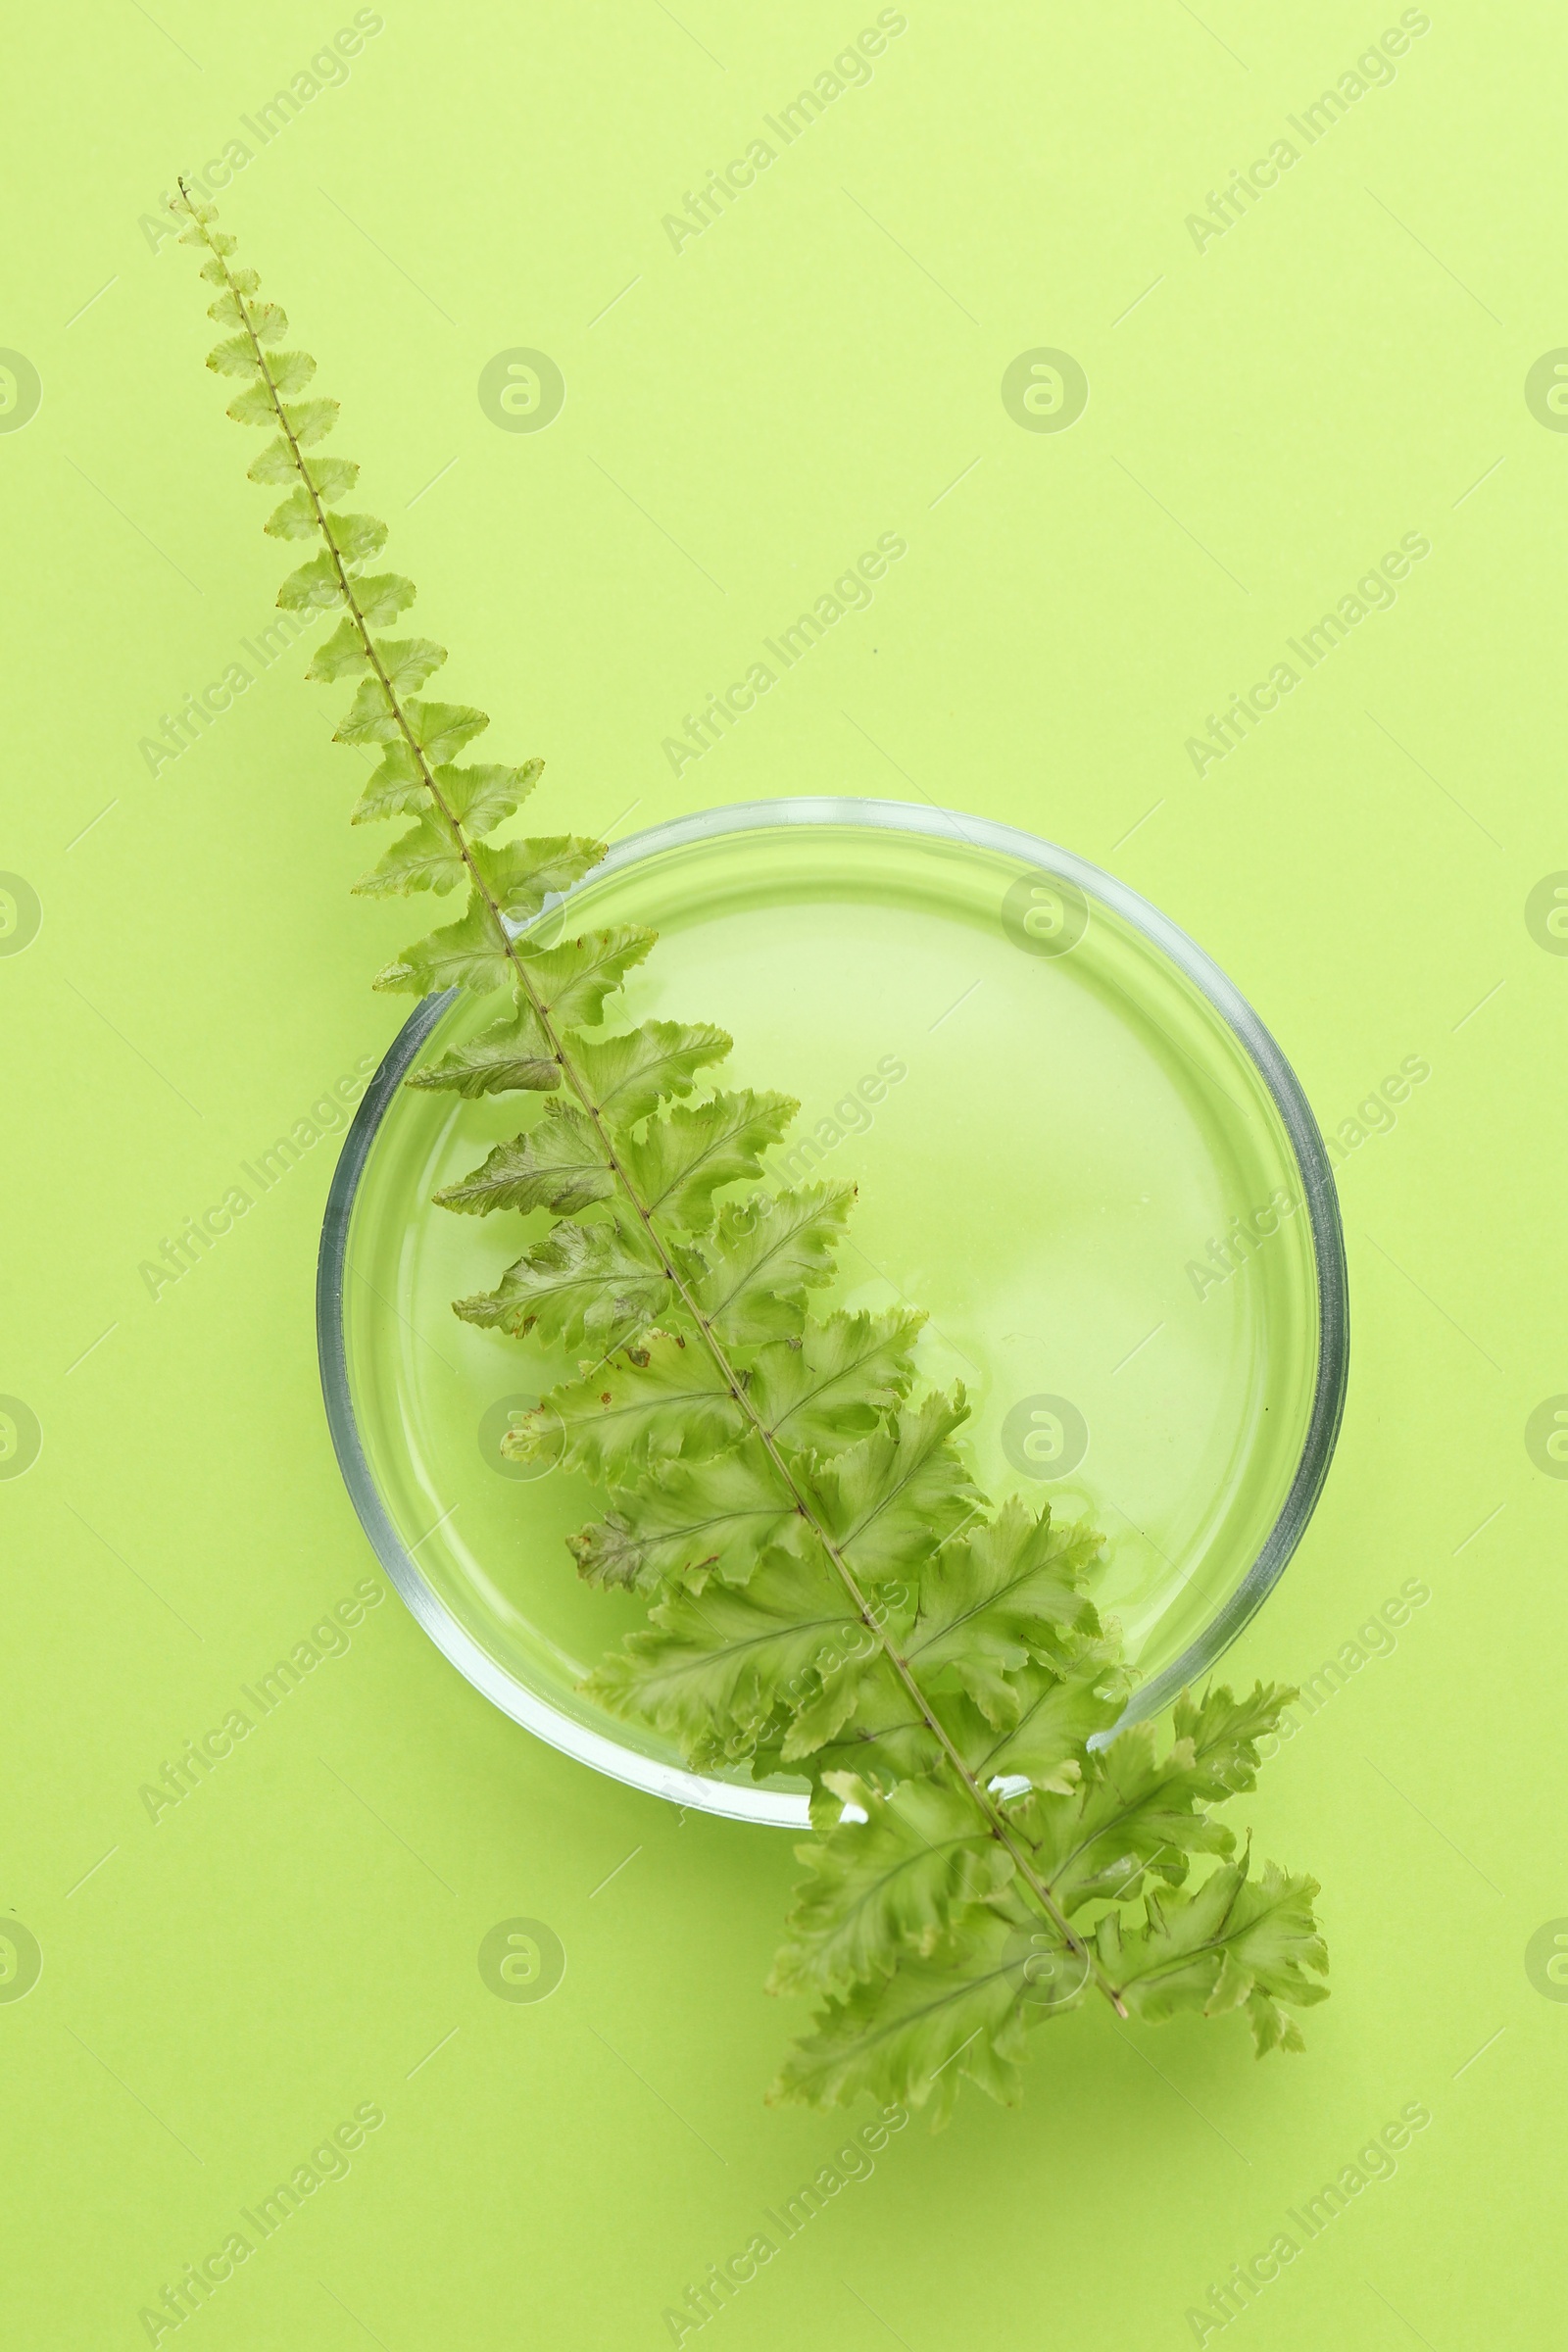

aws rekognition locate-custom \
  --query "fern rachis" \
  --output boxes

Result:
[176,188,1329,2120]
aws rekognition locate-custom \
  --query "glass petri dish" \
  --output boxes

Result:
[318,799,1347,1829]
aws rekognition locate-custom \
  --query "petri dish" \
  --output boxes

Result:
[318,798,1347,1829]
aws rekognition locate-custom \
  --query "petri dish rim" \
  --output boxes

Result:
[316,796,1348,1827]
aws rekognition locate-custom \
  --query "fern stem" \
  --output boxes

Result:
[186,196,1126,2020]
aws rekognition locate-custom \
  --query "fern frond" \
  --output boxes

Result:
[176,184,1330,2119]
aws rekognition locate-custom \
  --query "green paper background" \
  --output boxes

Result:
[2,3,1562,2344]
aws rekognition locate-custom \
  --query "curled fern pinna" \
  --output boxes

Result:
[175,188,1328,2120]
